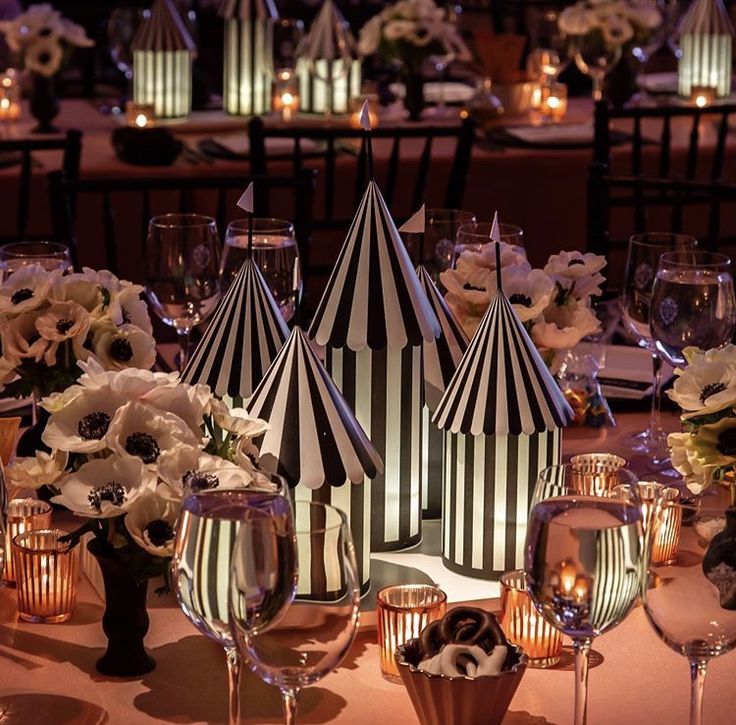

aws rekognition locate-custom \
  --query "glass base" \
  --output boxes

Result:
[527,655,562,669]
[18,610,72,624]
[621,428,668,456]
[381,670,403,684]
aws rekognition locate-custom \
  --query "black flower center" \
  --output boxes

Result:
[717,428,736,457]
[183,470,220,492]
[38,52,51,64]
[110,338,133,362]
[121,306,131,324]
[38,27,52,37]
[82,330,94,350]
[125,432,160,463]
[568,259,585,267]
[77,411,111,440]
[56,319,74,335]
[145,519,174,547]
[463,283,486,292]
[11,288,33,305]
[509,293,533,307]
[700,382,728,405]
[88,482,126,512]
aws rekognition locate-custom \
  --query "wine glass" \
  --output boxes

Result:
[572,35,622,102]
[108,8,149,83]
[269,18,304,79]
[231,500,360,725]
[454,221,526,261]
[643,487,736,725]
[171,485,288,725]
[650,250,736,369]
[221,218,301,321]
[525,463,647,725]
[0,241,72,281]
[620,233,697,457]
[145,214,222,371]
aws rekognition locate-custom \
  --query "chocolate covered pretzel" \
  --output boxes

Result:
[418,606,508,658]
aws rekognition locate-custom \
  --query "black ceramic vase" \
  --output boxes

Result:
[703,506,736,611]
[30,74,60,134]
[404,71,425,122]
[89,539,156,677]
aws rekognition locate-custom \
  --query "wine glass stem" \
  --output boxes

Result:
[281,687,299,725]
[573,637,592,725]
[689,657,708,725]
[177,328,191,373]
[592,73,603,102]
[225,646,241,725]
[648,352,664,439]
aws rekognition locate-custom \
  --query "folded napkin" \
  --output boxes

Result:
[504,122,594,145]
[390,82,475,104]
[209,135,320,157]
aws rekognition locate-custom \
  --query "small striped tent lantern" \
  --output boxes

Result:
[297,0,361,115]
[219,0,278,116]
[678,0,734,99]
[309,181,440,552]
[416,265,468,519]
[246,327,382,597]
[132,0,195,119]
[181,258,289,404]
[433,232,573,580]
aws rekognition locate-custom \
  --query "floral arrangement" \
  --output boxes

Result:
[0,265,156,399]
[357,0,470,71]
[0,3,93,78]
[667,345,736,497]
[440,245,605,357]
[6,358,271,587]
[558,0,661,47]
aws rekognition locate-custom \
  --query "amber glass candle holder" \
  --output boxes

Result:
[639,482,682,566]
[500,569,562,668]
[570,453,627,495]
[13,529,79,623]
[4,499,52,583]
[377,584,447,683]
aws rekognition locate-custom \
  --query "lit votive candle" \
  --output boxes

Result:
[570,453,627,495]
[639,482,682,566]
[13,528,79,623]
[376,584,447,683]
[0,69,21,122]
[125,101,156,129]
[690,86,717,108]
[500,570,562,668]
[541,83,567,122]
[273,71,299,122]
[4,498,52,583]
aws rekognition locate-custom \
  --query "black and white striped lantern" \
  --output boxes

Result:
[219,0,278,116]
[433,255,573,579]
[309,181,440,552]
[416,265,468,519]
[181,258,289,404]
[246,327,382,596]
[132,0,195,119]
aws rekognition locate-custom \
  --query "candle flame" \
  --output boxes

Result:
[135,113,148,128]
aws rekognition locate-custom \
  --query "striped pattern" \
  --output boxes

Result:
[297,58,362,115]
[309,181,441,350]
[182,259,288,400]
[433,291,573,437]
[219,0,278,20]
[132,49,192,118]
[299,0,354,62]
[326,345,423,552]
[442,429,561,579]
[246,327,383,488]
[132,0,195,52]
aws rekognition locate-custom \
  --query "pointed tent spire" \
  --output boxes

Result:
[433,288,573,437]
[417,266,468,411]
[247,327,383,488]
[181,259,289,399]
[218,0,278,20]
[680,0,734,36]
[299,0,356,62]
[309,180,440,350]
[132,0,195,52]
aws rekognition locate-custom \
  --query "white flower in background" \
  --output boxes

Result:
[210,400,270,438]
[503,268,556,323]
[5,449,68,490]
[668,356,736,416]
[357,15,381,55]
[532,300,601,350]
[602,13,634,46]
[52,454,157,518]
[384,19,414,41]
[24,36,64,77]
[544,250,606,298]
[0,264,56,316]
[124,493,180,558]
[76,357,178,396]
[623,2,662,30]
[91,323,156,371]
[0,4,62,50]
[1,310,48,362]
[59,18,94,47]
[108,286,153,336]
[558,4,594,35]
[34,300,91,366]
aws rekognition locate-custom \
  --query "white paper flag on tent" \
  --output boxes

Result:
[489,210,500,242]
[399,205,426,235]
[237,183,254,214]
[359,100,372,131]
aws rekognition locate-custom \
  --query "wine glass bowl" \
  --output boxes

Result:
[0,241,72,280]
[572,35,622,101]
[454,221,525,259]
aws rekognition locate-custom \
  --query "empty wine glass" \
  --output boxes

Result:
[643,487,736,725]
[650,250,736,369]
[454,221,525,261]
[620,233,697,456]
[526,463,646,725]
[0,241,71,281]
[231,500,360,725]
[145,214,222,371]
[572,34,622,102]
[221,218,301,321]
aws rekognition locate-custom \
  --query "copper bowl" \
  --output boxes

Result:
[395,639,527,725]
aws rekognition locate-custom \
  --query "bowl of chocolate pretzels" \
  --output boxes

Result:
[395,605,527,725]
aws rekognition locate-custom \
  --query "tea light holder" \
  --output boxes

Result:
[13,528,79,623]
[0,69,21,122]
[500,570,562,668]
[273,72,300,122]
[4,498,52,583]
[376,584,447,683]
[541,82,567,122]
[639,482,682,566]
[690,86,717,108]
[570,453,627,495]
[125,101,156,128]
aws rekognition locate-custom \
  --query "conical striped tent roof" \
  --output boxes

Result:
[309,181,440,351]
[298,0,356,62]
[433,288,573,437]
[132,0,195,52]
[417,265,468,412]
[182,259,289,399]
[218,0,278,20]
[680,0,734,35]
[246,327,383,488]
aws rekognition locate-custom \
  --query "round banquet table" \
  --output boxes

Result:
[0,410,734,725]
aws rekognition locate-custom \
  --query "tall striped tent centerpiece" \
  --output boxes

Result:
[246,327,382,596]
[132,0,195,119]
[219,0,278,115]
[433,215,573,579]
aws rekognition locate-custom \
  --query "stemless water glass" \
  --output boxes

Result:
[0,241,72,280]
[643,488,736,725]
[650,250,736,369]
[405,208,475,275]
[172,485,288,725]
[525,463,646,725]
[231,500,360,725]
[221,218,301,320]
[454,221,525,261]
[572,34,622,102]
[145,214,222,371]
[621,233,697,456]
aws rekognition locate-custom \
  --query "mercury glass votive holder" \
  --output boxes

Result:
[570,453,628,496]
[13,529,79,623]
[377,584,447,683]
[639,482,682,566]
[4,499,52,583]
[500,570,562,668]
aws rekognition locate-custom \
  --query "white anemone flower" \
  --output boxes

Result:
[384,19,415,41]
[35,300,91,366]
[690,418,736,470]
[502,268,556,323]
[532,301,601,350]
[1,310,48,362]
[142,382,211,438]
[668,432,716,495]
[50,273,103,314]
[558,5,594,35]
[456,242,529,274]
[24,36,64,77]
[602,13,634,46]
[209,398,270,438]
[544,251,607,281]
[5,449,68,490]
[669,358,736,416]
[91,323,156,371]
[124,493,179,557]
[52,455,157,518]
[76,357,179,396]
[0,264,57,316]
[59,18,94,47]
[108,286,153,335]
